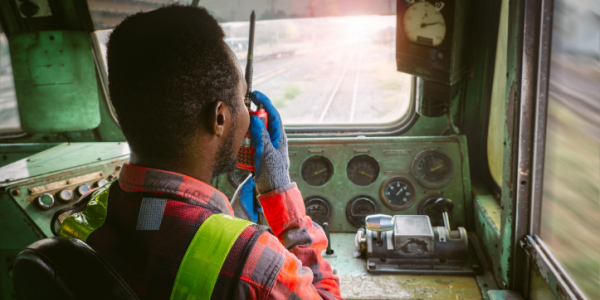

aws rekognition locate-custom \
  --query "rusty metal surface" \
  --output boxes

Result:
[327,233,484,299]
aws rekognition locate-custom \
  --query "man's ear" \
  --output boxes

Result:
[208,101,228,137]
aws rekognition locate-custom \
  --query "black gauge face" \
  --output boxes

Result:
[380,177,416,210]
[346,155,380,186]
[301,156,334,186]
[412,150,454,188]
[304,197,332,225]
[228,167,252,188]
[346,196,379,228]
[418,197,450,227]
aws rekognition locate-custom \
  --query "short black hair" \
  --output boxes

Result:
[107,5,241,160]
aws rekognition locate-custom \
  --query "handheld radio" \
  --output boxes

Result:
[237,11,267,172]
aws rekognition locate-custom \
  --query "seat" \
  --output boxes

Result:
[12,237,139,300]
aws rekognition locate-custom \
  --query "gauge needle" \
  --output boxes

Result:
[421,22,440,28]
[430,165,444,172]
[314,169,327,175]
[396,190,401,196]
[359,171,373,178]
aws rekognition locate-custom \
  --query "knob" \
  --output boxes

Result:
[76,184,90,196]
[57,189,73,202]
[432,198,454,213]
[365,214,394,232]
[365,214,394,246]
[95,179,109,188]
[36,193,55,210]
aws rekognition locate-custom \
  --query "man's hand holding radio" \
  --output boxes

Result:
[248,91,291,194]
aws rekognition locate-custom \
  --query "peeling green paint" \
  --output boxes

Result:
[496,0,527,289]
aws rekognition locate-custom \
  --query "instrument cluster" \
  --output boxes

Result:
[285,137,469,233]
[224,137,469,233]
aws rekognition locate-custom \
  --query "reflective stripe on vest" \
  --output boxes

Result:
[59,182,253,300]
[60,181,112,242]
[170,214,252,300]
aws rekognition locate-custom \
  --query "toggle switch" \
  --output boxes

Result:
[57,189,73,202]
[76,184,90,196]
[95,179,109,188]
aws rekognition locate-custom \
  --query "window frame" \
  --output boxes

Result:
[512,0,592,298]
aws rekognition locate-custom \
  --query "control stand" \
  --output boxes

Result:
[355,198,480,275]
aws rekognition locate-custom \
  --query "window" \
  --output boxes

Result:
[540,0,600,298]
[0,26,21,133]
[486,0,509,188]
[89,1,413,127]
[222,16,412,125]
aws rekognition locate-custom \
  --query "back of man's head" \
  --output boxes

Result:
[107,5,240,161]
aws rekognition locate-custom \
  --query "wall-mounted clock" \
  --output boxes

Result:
[396,0,473,86]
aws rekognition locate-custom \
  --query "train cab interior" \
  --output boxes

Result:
[0,0,598,299]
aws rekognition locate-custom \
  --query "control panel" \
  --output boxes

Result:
[0,139,479,300]
[218,135,472,233]
[0,143,130,239]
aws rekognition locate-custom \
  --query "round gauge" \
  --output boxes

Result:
[380,177,416,210]
[346,155,380,186]
[412,150,454,188]
[403,2,447,47]
[304,197,332,225]
[418,197,450,227]
[228,167,252,188]
[301,156,334,187]
[346,196,380,228]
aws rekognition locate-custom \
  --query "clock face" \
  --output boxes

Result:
[403,2,447,47]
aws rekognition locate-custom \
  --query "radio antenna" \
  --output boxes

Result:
[244,10,255,107]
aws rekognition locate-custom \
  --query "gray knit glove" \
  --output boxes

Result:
[248,91,291,194]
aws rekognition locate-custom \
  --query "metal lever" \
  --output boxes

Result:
[323,222,334,255]
[432,198,454,233]
[365,214,394,245]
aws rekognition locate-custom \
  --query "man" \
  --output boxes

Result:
[59,5,342,300]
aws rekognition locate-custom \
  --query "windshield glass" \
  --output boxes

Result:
[224,16,411,125]
[0,27,21,133]
[94,14,412,126]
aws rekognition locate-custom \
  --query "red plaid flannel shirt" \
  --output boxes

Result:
[85,163,342,299]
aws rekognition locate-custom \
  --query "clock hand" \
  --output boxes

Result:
[359,171,373,178]
[430,165,444,172]
[314,169,327,175]
[396,190,401,196]
[421,22,440,28]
